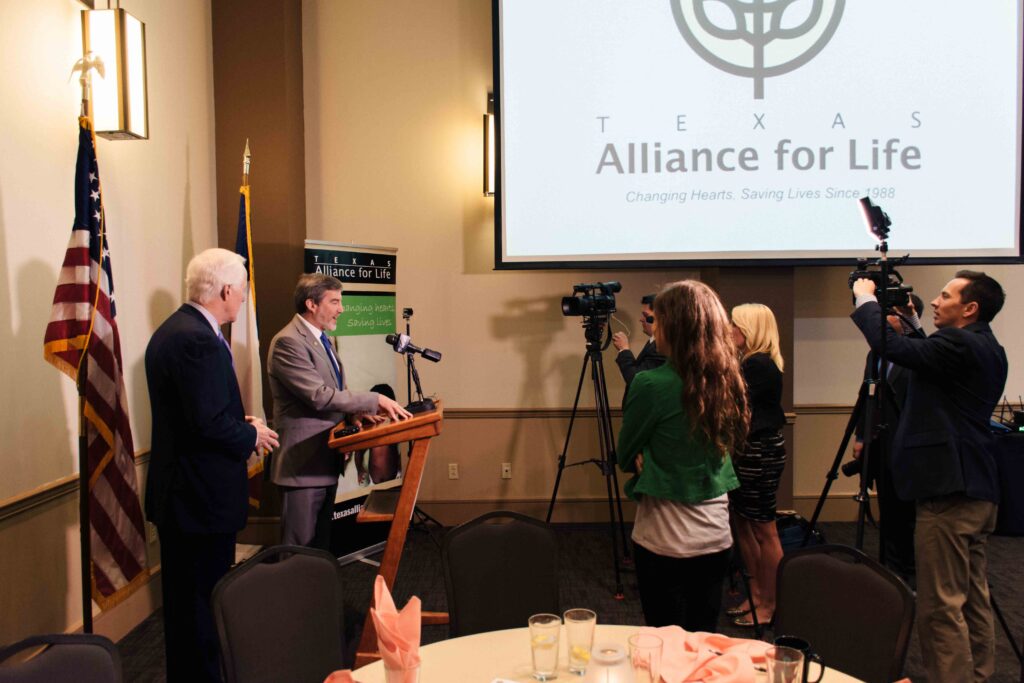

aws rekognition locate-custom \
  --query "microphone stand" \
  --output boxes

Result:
[393,312,443,535]
[403,308,413,406]
[405,354,435,414]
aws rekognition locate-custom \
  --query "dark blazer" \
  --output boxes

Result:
[616,339,667,402]
[145,304,257,533]
[851,302,1007,502]
[741,353,785,438]
[854,352,909,441]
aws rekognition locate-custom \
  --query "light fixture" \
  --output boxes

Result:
[81,7,149,140]
[483,93,495,196]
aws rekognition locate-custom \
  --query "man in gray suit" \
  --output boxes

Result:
[268,273,411,549]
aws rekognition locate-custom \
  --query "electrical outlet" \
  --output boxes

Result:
[501,462,512,479]
[448,463,459,480]
[145,522,158,544]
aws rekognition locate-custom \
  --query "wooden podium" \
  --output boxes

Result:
[327,401,447,667]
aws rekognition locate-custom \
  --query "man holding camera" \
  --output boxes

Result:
[612,294,666,400]
[851,271,1007,683]
[851,293,923,580]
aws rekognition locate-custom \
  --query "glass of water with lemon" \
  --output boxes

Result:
[563,608,596,675]
[528,613,561,680]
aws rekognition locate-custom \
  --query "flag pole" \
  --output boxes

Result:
[243,138,251,185]
[77,61,94,635]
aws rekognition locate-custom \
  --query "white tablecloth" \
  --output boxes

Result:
[353,624,863,683]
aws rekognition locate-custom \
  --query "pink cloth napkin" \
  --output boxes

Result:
[639,626,768,683]
[370,575,422,679]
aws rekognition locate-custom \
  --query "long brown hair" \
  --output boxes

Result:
[654,280,750,458]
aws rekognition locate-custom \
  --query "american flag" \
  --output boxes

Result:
[43,117,148,609]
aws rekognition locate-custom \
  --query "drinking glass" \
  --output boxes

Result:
[528,613,561,680]
[563,608,597,675]
[765,645,805,683]
[627,633,662,683]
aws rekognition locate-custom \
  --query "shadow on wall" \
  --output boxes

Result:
[489,295,567,468]
[130,289,177,457]
[0,182,71,640]
[181,140,195,301]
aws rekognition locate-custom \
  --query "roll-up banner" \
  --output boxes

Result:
[304,240,400,563]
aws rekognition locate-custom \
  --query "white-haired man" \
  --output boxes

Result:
[146,247,279,682]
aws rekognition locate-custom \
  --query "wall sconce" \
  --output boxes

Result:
[483,93,495,196]
[81,8,149,140]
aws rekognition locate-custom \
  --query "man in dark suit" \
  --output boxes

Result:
[268,273,410,549]
[612,293,666,401]
[851,294,923,579]
[145,248,279,683]
[852,270,1006,683]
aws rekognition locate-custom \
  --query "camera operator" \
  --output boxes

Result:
[612,294,666,400]
[850,293,923,581]
[851,271,1007,683]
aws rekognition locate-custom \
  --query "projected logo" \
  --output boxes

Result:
[670,0,845,99]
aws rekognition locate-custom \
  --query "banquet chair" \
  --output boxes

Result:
[213,545,346,683]
[774,544,915,683]
[442,511,559,637]
[0,633,121,683]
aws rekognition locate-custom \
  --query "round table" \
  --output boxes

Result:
[353,624,863,682]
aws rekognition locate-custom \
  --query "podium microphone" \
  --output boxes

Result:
[385,333,442,363]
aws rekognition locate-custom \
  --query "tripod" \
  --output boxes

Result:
[804,246,900,555]
[802,382,880,550]
[546,320,630,598]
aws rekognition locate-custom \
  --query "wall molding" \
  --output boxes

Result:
[0,406,846,523]
[0,452,150,523]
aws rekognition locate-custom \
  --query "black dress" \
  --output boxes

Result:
[728,353,786,522]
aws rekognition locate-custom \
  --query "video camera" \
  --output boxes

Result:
[847,256,913,312]
[561,281,621,318]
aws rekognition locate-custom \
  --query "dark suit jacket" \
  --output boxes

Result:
[145,304,257,533]
[852,302,1007,502]
[855,352,909,441]
[616,339,667,402]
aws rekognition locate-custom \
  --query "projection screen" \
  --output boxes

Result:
[493,0,1024,268]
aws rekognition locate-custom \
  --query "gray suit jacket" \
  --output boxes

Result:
[267,315,379,487]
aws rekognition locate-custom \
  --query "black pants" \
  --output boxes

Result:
[633,543,731,633]
[158,525,235,682]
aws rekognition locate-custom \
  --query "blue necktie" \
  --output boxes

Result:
[320,332,343,388]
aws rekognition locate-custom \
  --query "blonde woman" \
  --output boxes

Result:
[728,303,786,628]
[617,281,749,632]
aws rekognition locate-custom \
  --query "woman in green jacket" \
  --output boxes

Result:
[617,280,749,632]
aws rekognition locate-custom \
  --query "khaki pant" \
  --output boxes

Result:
[915,494,998,682]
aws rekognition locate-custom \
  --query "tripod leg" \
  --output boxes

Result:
[546,354,591,523]
[804,388,866,546]
[989,589,1024,666]
[590,352,625,598]
[593,353,631,562]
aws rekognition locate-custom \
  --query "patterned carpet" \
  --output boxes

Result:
[118,521,1024,682]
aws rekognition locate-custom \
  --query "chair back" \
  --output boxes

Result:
[213,545,345,683]
[0,634,121,683]
[774,544,915,683]
[442,511,559,637]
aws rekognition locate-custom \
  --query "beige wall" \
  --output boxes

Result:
[0,0,217,643]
